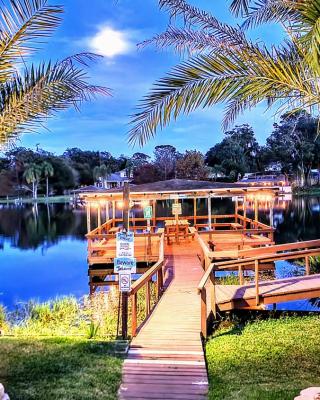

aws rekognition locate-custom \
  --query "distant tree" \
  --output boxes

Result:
[23,163,42,199]
[154,145,179,180]
[264,111,320,186]
[131,152,150,168]
[133,164,161,184]
[206,124,259,180]
[42,161,54,198]
[176,150,208,180]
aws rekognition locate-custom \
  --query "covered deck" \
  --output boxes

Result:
[82,179,278,267]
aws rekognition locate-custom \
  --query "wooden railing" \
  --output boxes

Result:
[197,239,320,337]
[129,233,165,337]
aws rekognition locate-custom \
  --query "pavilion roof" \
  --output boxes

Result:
[80,179,279,201]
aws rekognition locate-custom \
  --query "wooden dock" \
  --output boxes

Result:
[118,242,208,400]
[215,274,320,311]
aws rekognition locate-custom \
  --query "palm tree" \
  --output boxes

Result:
[23,163,42,199]
[42,161,54,198]
[129,0,320,145]
[0,0,109,147]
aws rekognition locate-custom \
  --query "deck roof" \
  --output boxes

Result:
[80,179,279,201]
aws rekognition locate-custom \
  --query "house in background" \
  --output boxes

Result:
[96,169,133,190]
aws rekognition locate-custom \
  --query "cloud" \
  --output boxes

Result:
[88,26,134,58]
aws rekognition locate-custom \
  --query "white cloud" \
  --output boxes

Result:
[89,26,133,58]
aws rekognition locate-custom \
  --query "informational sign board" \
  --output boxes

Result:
[143,205,153,219]
[114,257,137,274]
[119,273,131,292]
[172,203,182,215]
[116,231,134,258]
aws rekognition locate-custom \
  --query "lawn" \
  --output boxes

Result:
[206,315,320,400]
[0,337,123,400]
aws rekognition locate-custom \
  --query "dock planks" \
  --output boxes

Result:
[215,274,320,311]
[118,241,208,400]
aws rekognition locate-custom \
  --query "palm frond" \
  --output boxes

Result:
[128,43,318,146]
[139,26,223,54]
[158,0,246,46]
[0,0,62,83]
[241,0,295,29]
[230,0,251,17]
[0,59,110,146]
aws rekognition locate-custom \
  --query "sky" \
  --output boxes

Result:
[19,0,285,157]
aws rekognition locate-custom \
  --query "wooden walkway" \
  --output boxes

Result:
[118,241,208,400]
[215,274,320,311]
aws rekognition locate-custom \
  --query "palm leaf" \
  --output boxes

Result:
[128,43,318,146]
[0,57,110,146]
[0,0,62,83]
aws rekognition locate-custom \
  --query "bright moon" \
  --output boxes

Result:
[90,27,131,58]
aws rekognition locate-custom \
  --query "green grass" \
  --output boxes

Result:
[293,186,320,196]
[0,337,122,400]
[206,315,320,400]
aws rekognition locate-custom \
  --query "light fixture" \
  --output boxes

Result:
[117,201,124,209]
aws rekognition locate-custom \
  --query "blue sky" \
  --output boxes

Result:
[20,0,284,157]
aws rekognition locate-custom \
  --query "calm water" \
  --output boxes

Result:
[1,197,320,311]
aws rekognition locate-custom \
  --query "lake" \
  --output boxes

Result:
[1,196,320,311]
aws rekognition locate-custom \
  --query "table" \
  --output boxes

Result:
[165,219,190,243]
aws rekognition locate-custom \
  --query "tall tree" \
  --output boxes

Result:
[23,163,42,199]
[176,150,208,180]
[128,0,320,145]
[42,161,54,198]
[154,145,179,180]
[0,0,108,147]
[264,111,320,186]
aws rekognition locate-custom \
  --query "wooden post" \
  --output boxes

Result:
[255,259,259,306]
[305,256,310,275]
[152,199,156,227]
[131,292,137,337]
[97,203,101,233]
[157,267,163,299]
[238,265,244,285]
[146,281,151,315]
[243,197,247,229]
[123,182,130,231]
[201,287,207,338]
[193,197,197,226]
[106,201,109,222]
[210,271,216,319]
[86,202,91,233]
[235,197,239,223]
[112,201,116,227]
[254,197,258,223]
[121,292,128,339]
[174,198,179,243]
[208,196,212,230]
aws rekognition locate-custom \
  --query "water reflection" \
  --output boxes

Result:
[1,197,320,311]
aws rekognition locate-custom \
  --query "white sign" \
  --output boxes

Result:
[116,231,134,258]
[114,257,137,274]
[119,273,131,292]
[172,203,182,215]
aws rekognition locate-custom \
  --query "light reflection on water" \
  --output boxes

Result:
[0,196,320,311]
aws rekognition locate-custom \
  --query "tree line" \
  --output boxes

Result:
[1,110,319,197]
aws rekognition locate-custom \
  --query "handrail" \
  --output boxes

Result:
[129,233,165,337]
[197,239,320,338]
[198,240,320,292]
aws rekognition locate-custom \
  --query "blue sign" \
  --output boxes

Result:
[114,257,137,274]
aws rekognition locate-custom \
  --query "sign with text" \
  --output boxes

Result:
[114,257,137,274]
[116,231,134,258]
[119,273,131,292]
[143,205,153,219]
[172,203,182,215]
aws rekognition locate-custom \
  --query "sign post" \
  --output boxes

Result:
[115,230,135,339]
